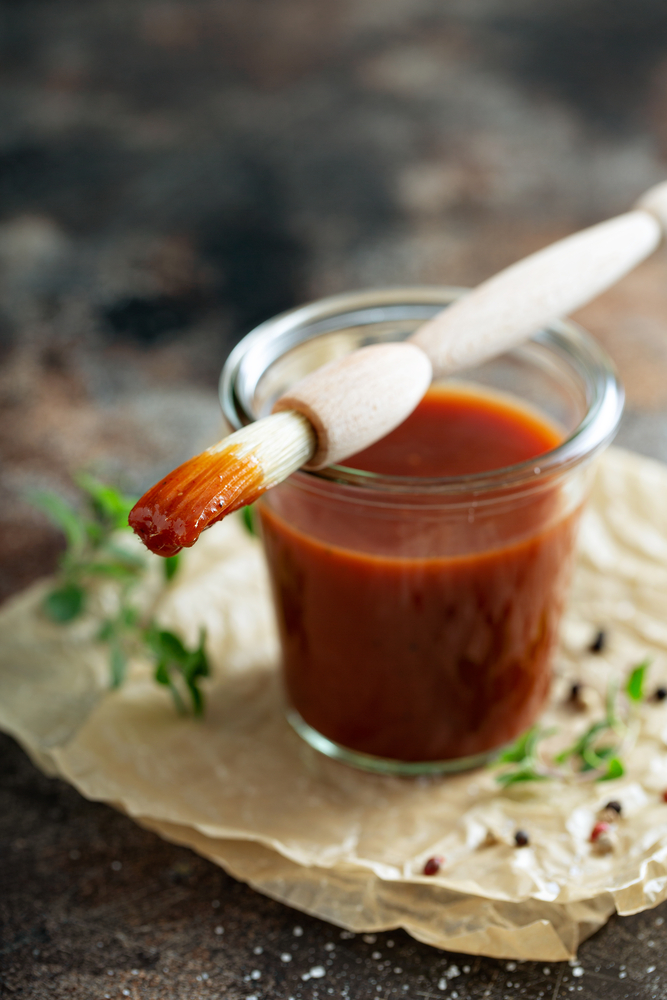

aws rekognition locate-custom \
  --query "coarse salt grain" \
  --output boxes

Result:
[363,935,377,944]
[324,943,335,951]
[310,966,326,978]
[506,962,517,971]
[572,968,584,978]
[372,951,382,959]
[215,926,224,935]
[250,970,261,980]
[438,978,447,990]
[281,953,292,963]
[293,926,303,937]
[619,972,627,979]
[253,946,263,955]
[543,968,551,975]
[394,967,402,974]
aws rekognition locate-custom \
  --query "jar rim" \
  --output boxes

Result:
[219,286,624,495]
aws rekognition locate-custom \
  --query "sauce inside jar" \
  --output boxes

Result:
[260,384,579,763]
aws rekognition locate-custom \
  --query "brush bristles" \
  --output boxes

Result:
[210,410,316,487]
[129,410,316,556]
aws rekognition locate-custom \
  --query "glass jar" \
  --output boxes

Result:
[220,288,624,775]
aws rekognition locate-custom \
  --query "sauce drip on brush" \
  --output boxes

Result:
[129,443,266,557]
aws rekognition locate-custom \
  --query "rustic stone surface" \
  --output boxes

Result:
[4,1,667,996]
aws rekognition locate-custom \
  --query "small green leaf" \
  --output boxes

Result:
[98,619,115,642]
[155,629,188,662]
[599,757,625,781]
[44,583,85,623]
[241,503,258,536]
[76,473,136,530]
[626,659,650,703]
[164,554,180,581]
[109,644,127,688]
[155,660,170,686]
[30,492,86,552]
[496,767,548,787]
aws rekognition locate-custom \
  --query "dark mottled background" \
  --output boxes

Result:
[3,2,667,997]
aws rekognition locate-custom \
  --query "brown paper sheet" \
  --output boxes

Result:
[3,447,667,961]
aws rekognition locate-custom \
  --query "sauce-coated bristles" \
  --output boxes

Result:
[129,411,316,556]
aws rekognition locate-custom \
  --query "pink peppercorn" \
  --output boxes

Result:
[590,821,610,842]
[423,856,443,876]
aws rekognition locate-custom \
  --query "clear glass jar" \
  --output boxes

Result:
[220,288,624,774]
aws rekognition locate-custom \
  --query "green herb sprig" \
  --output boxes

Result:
[494,659,651,786]
[31,475,209,715]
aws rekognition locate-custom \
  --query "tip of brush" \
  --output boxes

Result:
[128,411,316,556]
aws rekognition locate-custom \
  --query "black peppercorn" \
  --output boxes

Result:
[514,830,529,847]
[589,629,606,654]
[654,687,667,702]
[604,800,622,815]
[569,682,582,701]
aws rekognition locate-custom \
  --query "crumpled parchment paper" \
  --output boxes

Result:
[3,447,667,961]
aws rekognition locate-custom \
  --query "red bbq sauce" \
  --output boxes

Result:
[259,384,580,763]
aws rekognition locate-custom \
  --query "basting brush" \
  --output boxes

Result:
[130,180,667,556]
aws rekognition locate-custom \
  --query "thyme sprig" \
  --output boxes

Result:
[31,475,209,715]
[494,659,651,786]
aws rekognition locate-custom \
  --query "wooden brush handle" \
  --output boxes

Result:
[273,181,667,470]
[273,343,432,469]
[410,184,667,376]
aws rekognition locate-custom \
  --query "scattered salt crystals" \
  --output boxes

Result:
[394,968,403,974]
[648,940,656,947]
[619,972,627,979]
[212,899,220,908]
[619,966,626,970]
[215,926,224,935]
[506,962,517,971]
[202,973,209,980]
[107,971,114,976]
[247,995,258,1000]
[281,954,292,963]
[363,935,377,944]
[111,861,122,871]
[293,926,304,937]
[655,917,664,926]
[387,940,395,948]
[445,964,461,979]
[324,943,335,951]
[438,978,447,990]
[543,968,551,975]
[250,970,261,980]
[451,993,459,999]
[372,951,382,959]
[253,946,263,955]
[131,970,138,975]
[647,966,656,973]
[310,966,326,978]
[122,992,130,997]
[302,973,311,981]
[463,965,470,973]
[572,968,584,978]
[568,959,578,967]
[340,931,355,939]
